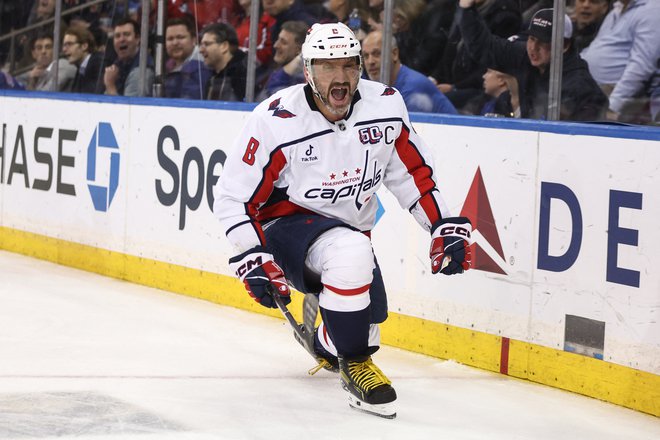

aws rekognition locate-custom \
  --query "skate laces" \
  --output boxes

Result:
[308,358,333,375]
[346,357,392,392]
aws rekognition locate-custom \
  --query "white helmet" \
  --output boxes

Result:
[302,22,362,96]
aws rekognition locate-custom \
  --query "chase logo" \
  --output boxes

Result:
[86,122,120,212]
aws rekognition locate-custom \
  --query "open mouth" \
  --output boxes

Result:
[330,86,349,103]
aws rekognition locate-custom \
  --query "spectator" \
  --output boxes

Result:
[175,0,239,29]
[14,0,59,70]
[434,0,520,114]
[302,0,340,23]
[391,0,451,79]
[259,20,307,99]
[0,51,25,90]
[458,2,608,121]
[17,34,54,90]
[520,0,552,26]
[164,16,211,99]
[361,30,457,114]
[572,0,610,52]
[480,68,519,117]
[103,18,154,96]
[262,0,317,43]
[0,1,32,32]
[200,22,247,101]
[27,0,56,26]
[63,26,105,94]
[64,1,105,30]
[324,0,368,25]
[0,70,24,90]
[581,0,660,124]
[324,0,370,39]
[651,67,659,123]
[366,0,384,31]
[235,0,276,67]
[0,1,32,63]
[18,33,76,92]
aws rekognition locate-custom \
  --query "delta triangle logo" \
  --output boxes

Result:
[459,167,508,275]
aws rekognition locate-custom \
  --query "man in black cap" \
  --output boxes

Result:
[457,0,608,121]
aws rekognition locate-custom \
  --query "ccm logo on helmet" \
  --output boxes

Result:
[235,256,263,277]
[440,226,471,238]
[330,44,348,49]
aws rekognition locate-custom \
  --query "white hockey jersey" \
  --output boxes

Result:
[213,80,451,253]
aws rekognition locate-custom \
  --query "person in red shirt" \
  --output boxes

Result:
[234,0,276,66]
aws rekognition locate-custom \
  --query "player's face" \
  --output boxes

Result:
[526,36,552,70]
[309,57,361,119]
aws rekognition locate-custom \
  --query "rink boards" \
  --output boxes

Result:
[0,91,659,417]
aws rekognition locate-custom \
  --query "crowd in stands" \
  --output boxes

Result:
[0,0,657,125]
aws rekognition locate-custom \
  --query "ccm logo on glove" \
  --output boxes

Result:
[234,255,266,277]
[229,246,291,308]
[438,225,471,238]
[430,217,473,275]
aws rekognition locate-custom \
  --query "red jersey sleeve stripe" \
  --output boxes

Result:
[247,148,288,216]
[394,124,436,197]
[417,191,442,226]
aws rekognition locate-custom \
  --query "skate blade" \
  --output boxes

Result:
[347,393,397,419]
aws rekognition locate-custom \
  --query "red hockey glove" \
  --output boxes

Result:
[430,217,473,275]
[228,246,291,308]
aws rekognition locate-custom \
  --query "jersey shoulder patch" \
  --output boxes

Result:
[268,97,296,119]
[381,86,397,96]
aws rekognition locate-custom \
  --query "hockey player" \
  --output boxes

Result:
[213,22,472,418]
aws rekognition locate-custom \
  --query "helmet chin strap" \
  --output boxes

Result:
[304,58,322,100]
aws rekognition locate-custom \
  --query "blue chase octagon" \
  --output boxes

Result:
[86,122,120,212]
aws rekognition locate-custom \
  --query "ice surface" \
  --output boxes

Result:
[0,250,658,439]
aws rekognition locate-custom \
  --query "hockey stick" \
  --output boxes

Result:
[270,290,310,352]
[271,291,332,375]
